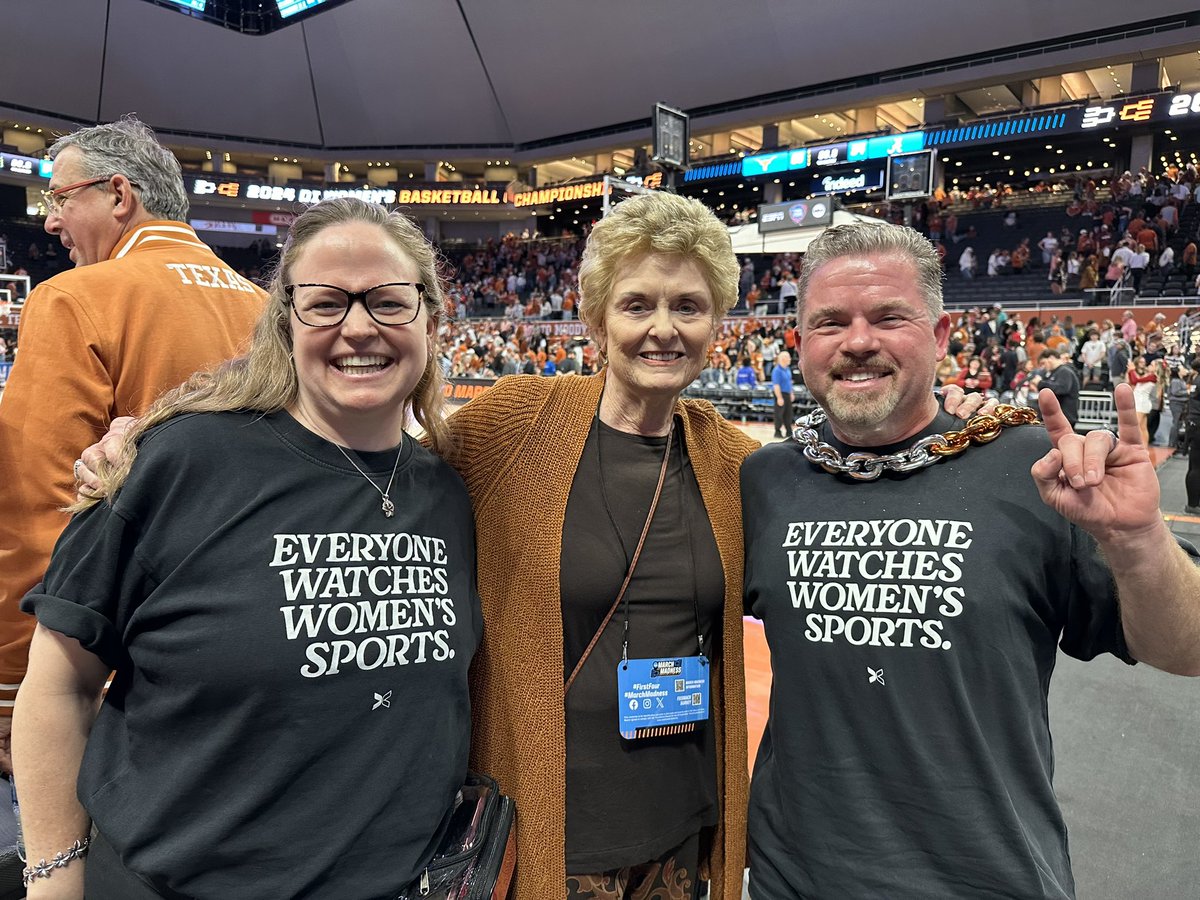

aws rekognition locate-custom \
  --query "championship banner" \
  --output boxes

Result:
[510,174,662,209]
[443,377,496,404]
[510,181,608,209]
[544,321,589,336]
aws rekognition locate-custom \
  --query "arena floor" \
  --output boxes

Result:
[736,420,1200,899]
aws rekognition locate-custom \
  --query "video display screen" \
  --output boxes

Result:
[885,151,935,201]
[277,0,328,18]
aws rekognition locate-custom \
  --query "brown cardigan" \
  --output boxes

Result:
[441,372,757,900]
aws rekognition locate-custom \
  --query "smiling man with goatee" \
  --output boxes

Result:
[740,220,1200,900]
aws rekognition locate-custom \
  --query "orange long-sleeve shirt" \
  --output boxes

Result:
[0,222,266,711]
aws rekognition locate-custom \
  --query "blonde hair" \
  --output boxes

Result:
[78,197,450,510]
[577,191,738,334]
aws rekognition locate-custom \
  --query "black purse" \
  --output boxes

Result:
[395,772,516,900]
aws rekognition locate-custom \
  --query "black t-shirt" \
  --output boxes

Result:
[24,411,482,900]
[1187,384,1200,423]
[742,411,1136,900]
[999,347,1019,390]
[1042,363,1081,425]
[560,417,724,872]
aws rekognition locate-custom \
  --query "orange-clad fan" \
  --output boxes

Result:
[0,116,266,766]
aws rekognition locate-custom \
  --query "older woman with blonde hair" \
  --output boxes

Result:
[447,193,987,898]
[14,198,481,899]
[442,190,754,899]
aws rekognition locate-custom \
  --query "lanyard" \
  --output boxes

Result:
[563,391,712,695]
[594,406,706,669]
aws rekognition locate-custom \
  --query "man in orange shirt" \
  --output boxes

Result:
[1136,225,1159,255]
[1026,331,1049,364]
[0,116,266,768]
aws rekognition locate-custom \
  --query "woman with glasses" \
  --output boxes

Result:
[12,198,482,899]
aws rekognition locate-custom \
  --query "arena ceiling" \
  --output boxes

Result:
[4,0,1200,161]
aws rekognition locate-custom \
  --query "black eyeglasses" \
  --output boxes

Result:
[285,282,426,327]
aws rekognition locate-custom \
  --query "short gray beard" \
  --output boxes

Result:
[822,388,900,435]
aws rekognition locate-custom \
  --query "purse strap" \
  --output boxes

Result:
[563,424,673,697]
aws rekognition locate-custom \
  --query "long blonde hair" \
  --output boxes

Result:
[78,197,451,510]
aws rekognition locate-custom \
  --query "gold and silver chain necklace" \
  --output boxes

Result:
[792,405,1039,481]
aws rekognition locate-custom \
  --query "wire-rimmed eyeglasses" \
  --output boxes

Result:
[41,175,138,214]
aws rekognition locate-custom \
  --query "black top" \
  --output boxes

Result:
[742,410,1150,900]
[1042,363,1081,425]
[560,416,724,872]
[1187,384,1200,423]
[999,347,1019,391]
[24,411,482,900]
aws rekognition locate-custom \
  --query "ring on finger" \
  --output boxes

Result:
[1104,429,1119,454]
[73,459,84,481]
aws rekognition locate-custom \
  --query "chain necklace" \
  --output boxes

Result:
[793,404,1040,482]
[293,407,406,516]
[331,437,404,517]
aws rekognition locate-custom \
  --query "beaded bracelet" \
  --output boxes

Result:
[21,836,91,887]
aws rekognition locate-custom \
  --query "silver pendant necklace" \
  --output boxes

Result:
[331,437,404,517]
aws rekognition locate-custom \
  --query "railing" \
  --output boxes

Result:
[683,382,815,423]
[1076,391,1118,432]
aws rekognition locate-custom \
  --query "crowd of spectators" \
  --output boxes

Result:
[936,303,1200,446]
[436,312,801,389]
[439,297,1200,448]
[437,318,595,379]
[699,317,796,386]
[921,166,1200,301]
[6,179,1200,432]
[441,232,584,319]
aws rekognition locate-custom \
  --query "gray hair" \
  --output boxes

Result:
[49,114,189,221]
[798,221,944,322]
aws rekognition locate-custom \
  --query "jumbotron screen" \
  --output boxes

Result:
[140,0,351,32]
[277,0,330,18]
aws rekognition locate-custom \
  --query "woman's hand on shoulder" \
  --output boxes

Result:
[74,416,137,500]
[942,383,998,419]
